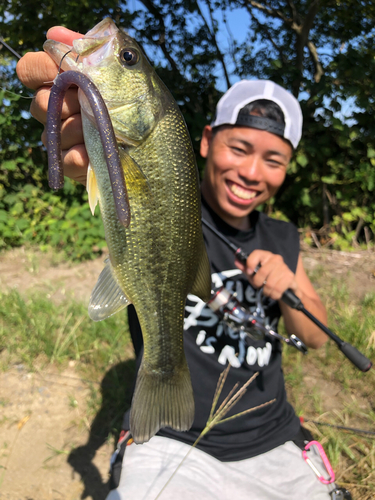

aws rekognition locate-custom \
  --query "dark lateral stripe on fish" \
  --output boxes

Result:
[46,70,131,227]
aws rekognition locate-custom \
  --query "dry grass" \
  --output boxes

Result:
[0,254,374,498]
[283,286,375,500]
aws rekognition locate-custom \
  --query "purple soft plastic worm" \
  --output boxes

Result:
[46,70,130,227]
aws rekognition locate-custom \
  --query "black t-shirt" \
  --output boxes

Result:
[126,196,301,461]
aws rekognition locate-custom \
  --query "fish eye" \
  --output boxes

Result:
[120,48,139,66]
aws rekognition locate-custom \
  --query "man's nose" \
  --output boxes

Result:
[238,155,263,182]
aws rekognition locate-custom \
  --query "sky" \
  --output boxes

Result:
[127,0,253,92]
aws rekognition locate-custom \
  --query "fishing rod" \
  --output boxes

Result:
[202,218,372,373]
[0,36,21,60]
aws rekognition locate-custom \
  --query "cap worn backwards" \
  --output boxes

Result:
[211,80,303,149]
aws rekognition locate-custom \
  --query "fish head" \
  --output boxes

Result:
[44,18,165,145]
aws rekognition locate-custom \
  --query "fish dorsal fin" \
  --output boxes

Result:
[86,163,99,216]
[190,241,212,303]
[88,258,131,321]
[118,147,153,199]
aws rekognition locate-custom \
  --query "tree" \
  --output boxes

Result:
[1,0,374,254]
[231,0,375,247]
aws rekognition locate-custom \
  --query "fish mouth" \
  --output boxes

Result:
[84,18,119,38]
[226,180,258,202]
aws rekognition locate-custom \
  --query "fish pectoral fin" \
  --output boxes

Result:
[86,163,99,216]
[118,147,153,200]
[189,241,212,303]
[129,359,195,444]
[88,258,131,321]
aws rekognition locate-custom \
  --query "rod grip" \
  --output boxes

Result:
[339,342,372,372]
[281,289,303,310]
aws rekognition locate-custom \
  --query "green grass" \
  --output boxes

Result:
[0,282,374,498]
[0,289,132,372]
[283,287,375,500]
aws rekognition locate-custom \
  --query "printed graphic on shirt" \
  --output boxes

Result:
[185,269,280,369]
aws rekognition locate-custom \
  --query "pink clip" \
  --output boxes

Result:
[302,440,335,484]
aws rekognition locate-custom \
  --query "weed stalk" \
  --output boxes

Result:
[154,365,275,499]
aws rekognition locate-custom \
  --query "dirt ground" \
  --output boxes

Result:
[0,247,374,500]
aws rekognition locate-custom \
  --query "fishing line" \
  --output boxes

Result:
[1,88,33,99]
[0,35,21,59]
[0,36,32,99]
[0,36,56,100]
[0,87,60,101]
[304,419,375,437]
[0,85,56,99]
[57,50,73,76]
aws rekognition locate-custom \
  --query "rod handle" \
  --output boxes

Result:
[339,342,372,372]
[281,289,303,310]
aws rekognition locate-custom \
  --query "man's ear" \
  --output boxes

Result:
[200,125,213,158]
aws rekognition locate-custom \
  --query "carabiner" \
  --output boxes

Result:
[303,440,335,484]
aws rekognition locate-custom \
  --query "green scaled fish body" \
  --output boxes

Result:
[44,18,211,444]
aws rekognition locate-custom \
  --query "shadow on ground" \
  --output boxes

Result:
[68,359,136,500]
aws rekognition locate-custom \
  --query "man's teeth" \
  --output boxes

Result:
[229,183,257,200]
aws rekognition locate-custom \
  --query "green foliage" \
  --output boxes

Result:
[0,178,106,260]
[0,92,105,259]
[245,1,375,248]
[2,195,105,260]
[1,0,375,256]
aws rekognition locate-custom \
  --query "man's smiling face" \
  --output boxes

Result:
[200,125,293,230]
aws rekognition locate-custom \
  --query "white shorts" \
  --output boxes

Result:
[106,436,336,500]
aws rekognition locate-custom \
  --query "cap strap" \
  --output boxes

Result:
[235,114,285,137]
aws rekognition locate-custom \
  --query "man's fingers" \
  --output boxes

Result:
[16,52,59,90]
[250,264,272,289]
[60,114,85,149]
[245,250,273,275]
[31,86,80,124]
[263,274,288,301]
[30,87,51,124]
[62,145,89,186]
[41,113,84,150]
[17,27,88,188]
[46,27,83,46]
[43,144,88,186]
[16,27,83,91]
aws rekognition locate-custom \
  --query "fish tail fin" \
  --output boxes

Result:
[129,360,195,444]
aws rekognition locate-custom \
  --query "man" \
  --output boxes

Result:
[17,27,336,500]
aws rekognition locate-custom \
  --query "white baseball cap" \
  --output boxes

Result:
[211,80,303,149]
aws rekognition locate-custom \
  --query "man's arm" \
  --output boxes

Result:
[278,255,327,348]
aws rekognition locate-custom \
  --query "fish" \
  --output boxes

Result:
[44,18,212,444]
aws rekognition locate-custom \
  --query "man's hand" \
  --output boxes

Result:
[236,251,328,349]
[235,249,298,301]
[16,27,88,185]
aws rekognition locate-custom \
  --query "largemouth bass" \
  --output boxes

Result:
[44,18,212,444]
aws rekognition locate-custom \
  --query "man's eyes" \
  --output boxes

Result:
[228,146,286,166]
[266,158,284,167]
[230,146,246,154]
